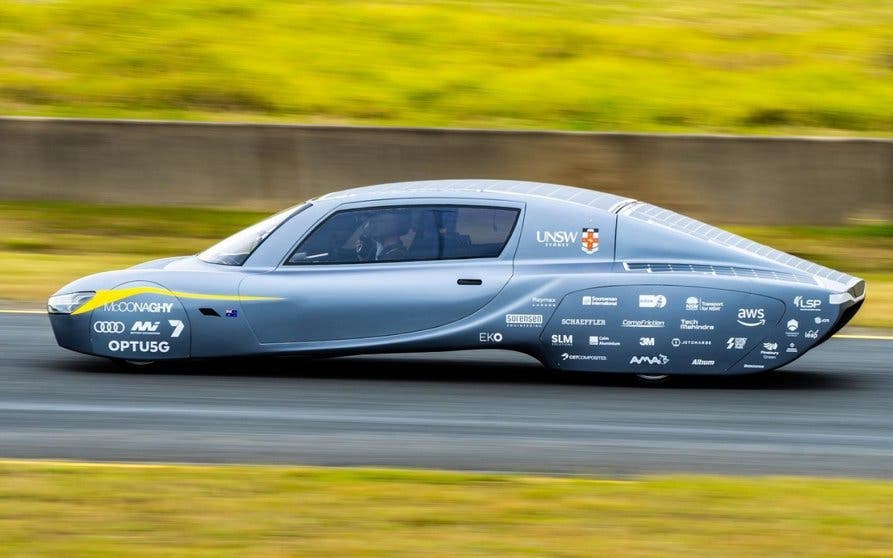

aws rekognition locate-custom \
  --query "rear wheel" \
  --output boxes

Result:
[636,374,669,382]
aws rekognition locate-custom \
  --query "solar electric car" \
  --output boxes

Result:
[49,180,865,376]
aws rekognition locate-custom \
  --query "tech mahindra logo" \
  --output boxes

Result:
[736,308,766,327]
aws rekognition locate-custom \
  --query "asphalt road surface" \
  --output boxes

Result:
[2,313,891,477]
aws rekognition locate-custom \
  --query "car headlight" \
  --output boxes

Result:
[47,291,96,315]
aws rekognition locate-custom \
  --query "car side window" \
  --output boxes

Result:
[287,205,519,264]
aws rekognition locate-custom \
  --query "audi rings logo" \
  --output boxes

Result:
[93,321,125,334]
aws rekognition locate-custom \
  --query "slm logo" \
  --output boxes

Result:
[580,228,599,254]
[551,334,574,346]
[736,308,766,327]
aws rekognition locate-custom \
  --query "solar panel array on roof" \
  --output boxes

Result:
[622,202,857,287]
[318,179,632,212]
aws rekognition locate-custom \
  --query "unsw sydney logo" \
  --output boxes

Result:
[536,228,599,254]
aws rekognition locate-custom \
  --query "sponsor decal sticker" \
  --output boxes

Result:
[786,342,798,353]
[131,321,161,334]
[686,297,724,312]
[104,301,173,313]
[760,342,779,359]
[814,316,830,324]
[785,318,800,337]
[506,314,543,327]
[639,337,655,346]
[794,296,822,311]
[108,340,170,353]
[726,337,748,350]
[672,337,712,347]
[582,295,618,307]
[679,319,714,331]
[743,364,765,370]
[531,296,557,307]
[691,359,715,366]
[551,334,574,346]
[629,354,669,366]
[225,309,238,318]
[588,336,620,347]
[805,329,819,339]
[561,353,606,361]
[479,332,503,343]
[736,308,766,327]
[93,321,125,334]
[580,228,599,254]
[639,294,667,309]
[168,320,185,338]
[622,319,665,328]
[562,318,606,326]
[536,231,577,248]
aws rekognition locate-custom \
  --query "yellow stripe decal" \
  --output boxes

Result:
[71,287,280,315]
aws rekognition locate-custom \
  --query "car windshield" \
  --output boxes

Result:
[198,204,308,266]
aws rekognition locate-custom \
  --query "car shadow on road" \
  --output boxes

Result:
[58,350,864,391]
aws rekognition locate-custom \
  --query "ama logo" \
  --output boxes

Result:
[629,354,669,366]
[736,308,766,327]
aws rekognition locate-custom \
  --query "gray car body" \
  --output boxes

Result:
[49,179,865,375]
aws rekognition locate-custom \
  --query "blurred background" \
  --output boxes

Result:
[1,3,893,556]
[1,0,890,327]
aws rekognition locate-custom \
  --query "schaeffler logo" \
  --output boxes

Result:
[629,354,669,366]
[639,294,667,309]
[794,296,822,311]
[736,308,766,327]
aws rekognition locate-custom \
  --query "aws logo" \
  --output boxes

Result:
[736,308,766,327]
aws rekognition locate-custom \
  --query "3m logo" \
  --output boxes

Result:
[131,321,160,333]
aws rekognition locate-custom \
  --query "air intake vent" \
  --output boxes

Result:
[623,262,816,284]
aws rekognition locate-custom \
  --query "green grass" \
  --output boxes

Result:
[1,200,890,327]
[0,461,892,557]
[1,0,893,135]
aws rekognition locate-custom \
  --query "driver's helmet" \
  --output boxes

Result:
[368,211,410,240]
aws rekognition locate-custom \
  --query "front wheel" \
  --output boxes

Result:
[111,358,157,369]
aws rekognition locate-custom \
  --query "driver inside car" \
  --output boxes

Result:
[355,211,410,262]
